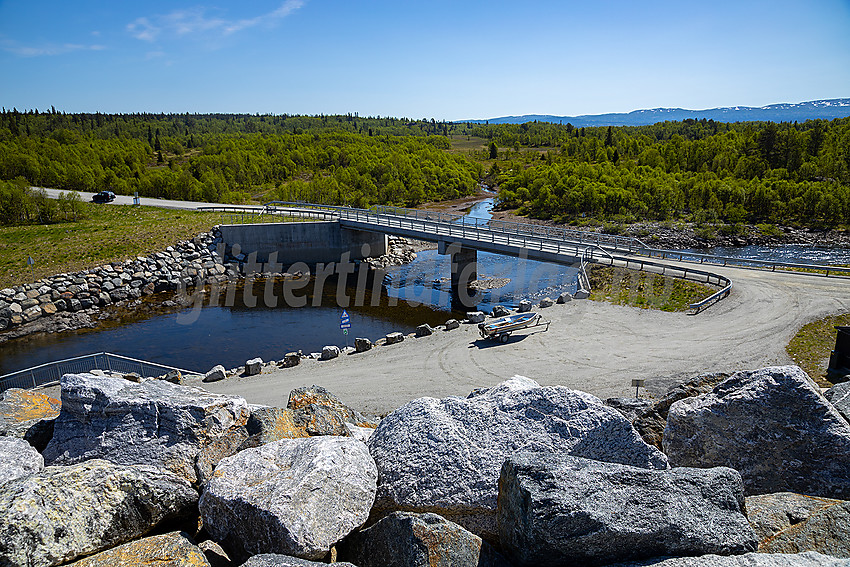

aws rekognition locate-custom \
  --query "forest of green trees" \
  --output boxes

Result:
[474,118,850,227]
[0,108,847,229]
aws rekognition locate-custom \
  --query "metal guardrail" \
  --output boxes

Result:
[0,352,199,392]
[638,247,850,278]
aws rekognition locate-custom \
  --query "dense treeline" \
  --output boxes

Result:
[1,108,848,228]
[0,110,479,209]
[489,118,850,227]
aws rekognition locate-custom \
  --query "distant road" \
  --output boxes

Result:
[37,188,254,211]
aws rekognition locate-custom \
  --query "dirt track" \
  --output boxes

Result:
[195,265,850,416]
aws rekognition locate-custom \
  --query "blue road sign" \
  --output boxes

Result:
[340,309,351,330]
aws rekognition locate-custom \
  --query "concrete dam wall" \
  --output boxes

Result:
[218,222,388,266]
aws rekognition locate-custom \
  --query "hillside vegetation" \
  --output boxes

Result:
[0,110,847,230]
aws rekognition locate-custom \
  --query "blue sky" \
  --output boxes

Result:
[1,0,849,120]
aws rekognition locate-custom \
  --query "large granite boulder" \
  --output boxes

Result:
[367,376,668,539]
[747,493,850,557]
[825,381,850,424]
[605,552,850,566]
[244,357,264,376]
[0,387,61,451]
[339,511,510,567]
[0,436,44,485]
[631,372,729,449]
[242,555,356,567]
[498,453,756,567]
[239,406,310,450]
[0,460,198,567]
[66,531,210,566]
[747,492,846,544]
[43,373,250,485]
[664,366,850,498]
[605,397,654,423]
[200,436,377,561]
[288,385,378,431]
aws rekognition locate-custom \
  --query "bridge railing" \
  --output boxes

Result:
[635,247,850,278]
[0,352,199,392]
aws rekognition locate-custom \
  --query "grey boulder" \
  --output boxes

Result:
[204,364,227,382]
[415,324,434,337]
[498,453,756,567]
[244,357,264,376]
[748,493,850,557]
[466,311,485,323]
[339,511,510,567]
[664,366,850,497]
[385,332,404,345]
[200,436,377,561]
[746,492,846,544]
[444,319,460,330]
[556,291,573,303]
[0,436,44,485]
[354,337,372,352]
[825,381,850,424]
[605,552,850,566]
[632,372,729,450]
[605,397,654,423]
[367,376,667,539]
[517,300,532,312]
[242,555,356,567]
[43,373,250,485]
[0,459,198,567]
[491,305,510,317]
[320,345,340,360]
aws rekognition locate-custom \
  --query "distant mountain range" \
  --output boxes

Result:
[460,99,850,127]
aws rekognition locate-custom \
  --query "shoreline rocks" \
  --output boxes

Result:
[366,376,667,540]
[0,459,198,566]
[664,366,850,498]
[43,373,250,485]
[199,436,377,561]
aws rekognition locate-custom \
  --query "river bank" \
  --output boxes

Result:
[489,208,850,251]
[196,263,850,415]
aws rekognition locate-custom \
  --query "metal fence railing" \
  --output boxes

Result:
[0,352,199,392]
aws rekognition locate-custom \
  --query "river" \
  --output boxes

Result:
[0,200,846,375]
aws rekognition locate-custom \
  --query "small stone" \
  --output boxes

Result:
[556,291,573,303]
[385,332,404,345]
[204,364,227,382]
[245,357,264,376]
[320,346,340,360]
[538,297,554,308]
[466,311,485,323]
[282,353,300,368]
[415,324,434,337]
[491,305,511,317]
[517,300,532,313]
[574,288,590,299]
[355,338,373,353]
[163,370,182,384]
[444,319,460,331]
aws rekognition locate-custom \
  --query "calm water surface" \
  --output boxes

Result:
[1,199,847,375]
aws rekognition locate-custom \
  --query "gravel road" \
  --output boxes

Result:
[194,265,850,416]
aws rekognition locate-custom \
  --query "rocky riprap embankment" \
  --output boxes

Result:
[4,366,850,566]
[362,236,417,270]
[0,229,235,340]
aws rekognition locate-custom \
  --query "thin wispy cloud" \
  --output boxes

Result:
[127,0,305,42]
[2,41,105,57]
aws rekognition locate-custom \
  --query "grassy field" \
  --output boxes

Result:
[0,203,223,289]
[587,265,719,312]
[786,312,850,385]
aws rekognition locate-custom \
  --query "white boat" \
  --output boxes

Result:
[478,312,549,342]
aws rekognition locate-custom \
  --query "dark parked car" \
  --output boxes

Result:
[92,191,116,203]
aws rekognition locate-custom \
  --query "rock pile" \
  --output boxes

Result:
[363,236,417,270]
[0,230,231,335]
[4,366,850,566]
